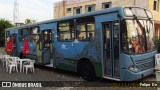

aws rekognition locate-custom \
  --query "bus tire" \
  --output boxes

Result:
[78,60,96,81]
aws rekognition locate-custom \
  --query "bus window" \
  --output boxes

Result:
[43,30,52,47]
[29,27,40,43]
[121,20,155,54]
[58,20,74,41]
[19,28,29,41]
[76,18,95,41]
[30,27,39,34]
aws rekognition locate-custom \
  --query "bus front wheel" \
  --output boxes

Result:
[79,60,96,81]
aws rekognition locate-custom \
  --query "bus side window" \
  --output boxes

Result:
[76,17,95,41]
[58,20,74,41]
[76,30,82,41]
[19,28,30,41]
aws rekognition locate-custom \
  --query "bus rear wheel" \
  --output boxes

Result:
[79,60,96,81]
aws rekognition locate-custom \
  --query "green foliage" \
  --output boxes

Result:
[0,18,14,47]
[25,19,36,24]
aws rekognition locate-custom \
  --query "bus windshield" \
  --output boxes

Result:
[122,19,156,54]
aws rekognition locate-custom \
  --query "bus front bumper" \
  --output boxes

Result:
[121,68,154,81]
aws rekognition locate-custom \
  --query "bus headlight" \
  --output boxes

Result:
[128,65,140,72]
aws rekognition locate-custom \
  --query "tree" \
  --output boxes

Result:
[0,18,14,47]
[25,19,36,24]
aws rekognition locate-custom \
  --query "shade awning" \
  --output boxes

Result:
[5,39,13,52]
[22,38,29,54]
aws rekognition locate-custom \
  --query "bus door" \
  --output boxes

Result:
[42,30,53,65]
[103,21,120,79]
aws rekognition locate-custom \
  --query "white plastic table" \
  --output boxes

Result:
[17,59,30,73]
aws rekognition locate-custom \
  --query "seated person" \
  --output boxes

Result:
[76,31,82,41]
[88,33,93,41]
[132,37,140,53]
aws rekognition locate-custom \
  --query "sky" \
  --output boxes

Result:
[0,0,62,24]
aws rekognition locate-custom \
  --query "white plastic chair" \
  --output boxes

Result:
[14,57,20,64]
[155,54,160,81]
[7,57,18,74]
[2,55,10,68]
[23,60,35,74]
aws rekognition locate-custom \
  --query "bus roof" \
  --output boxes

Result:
[6,6,149,31]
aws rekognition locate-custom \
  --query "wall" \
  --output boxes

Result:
[54,0,160,39]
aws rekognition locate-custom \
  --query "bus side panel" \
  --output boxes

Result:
[16,28,29,58]
[10,30,18,56]
[26,42,37,61]
[17,29,23,58]
[54,42,102,73]
[54,23,102,75]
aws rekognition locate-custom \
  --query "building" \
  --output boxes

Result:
[54,0,160,39]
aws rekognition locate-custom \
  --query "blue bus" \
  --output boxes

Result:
[5,6,157,81]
